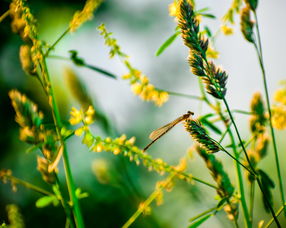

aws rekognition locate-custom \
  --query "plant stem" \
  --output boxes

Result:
[265,203,286,228]
[55,177,75,228]
[48,55,118,79]
[160,89,203,101]
[45,28,70,57]
[122,174,175,228]
[219,145,253,175]
[253,11,286,216]
[41,57,85,228]
[249,182,255,223]
[223,97,281,227]
[4,175,53,196]
[231,109,253,115]
[191,176,217,189]
[197,81,251,227]
[0,9,10,23]
[222,126,252,228]
[189,206,218,222]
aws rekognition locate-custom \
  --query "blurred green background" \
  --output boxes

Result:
[1,0,286,227]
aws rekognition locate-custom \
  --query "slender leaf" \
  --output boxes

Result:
[189,214,212,228]
[200,13,216,19]
[155,31,180,56]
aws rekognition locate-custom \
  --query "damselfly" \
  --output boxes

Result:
[143,111,194,152]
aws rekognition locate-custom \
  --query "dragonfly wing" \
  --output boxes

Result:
[149,119,180,140]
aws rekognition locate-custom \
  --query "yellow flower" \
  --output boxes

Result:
[221,24,234,35]
[272,105,286,130]
[138,202,152,215]
[113,148,121,155]
[131,83,142,95]
[274,88,286,106]
[70,0,102,32]
[69,107,82,125]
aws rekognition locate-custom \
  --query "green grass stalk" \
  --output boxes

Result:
[253,11,286,216]
[41,56,85,228]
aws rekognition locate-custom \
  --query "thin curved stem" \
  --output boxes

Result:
[2,174,53,196]
[160,89,203,101]
[253,11,286,216]
[0,9,10,23]
[265,203,286,228]
[55,177,75,228]
[197,82,251,227]
[41,55,85,228]
[122,174,175,228]
[223,97,281,227]
[249,182,255,223]
[45,28,70,57]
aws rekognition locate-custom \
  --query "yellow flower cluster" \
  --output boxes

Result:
[10,0,43,77]
[9,90,62,184]
[74,124,193,181]
[123,67,169,106]
[6,204,25,228]
[98,24,169,106]
[220,24,234,36]
[272,86,286,130]
[9,90,44,143]
[221,0,242,36]
[69,106,95,136]
[70,0,102,32]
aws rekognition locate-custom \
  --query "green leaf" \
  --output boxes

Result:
[204,26,212,38]
[189,214,212,228]
[257,169,275,213]
[195,7,210,14]
[69,50,117,79]
[35,196,55,208]
[85,64,117,79]
[155,31,180,56]
[200,13,216,19]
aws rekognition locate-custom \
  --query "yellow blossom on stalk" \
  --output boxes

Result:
[138,202,152,215]
[127,68,169,106]
[274,88,286,106]
[70,0,102,32]
[272,105,286,130]
[69,106,95,126]
[221,24,234,35]
[10,0,43,75]
[76,128,194,182]
[98,24,169,106]
[272,86,286,130]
